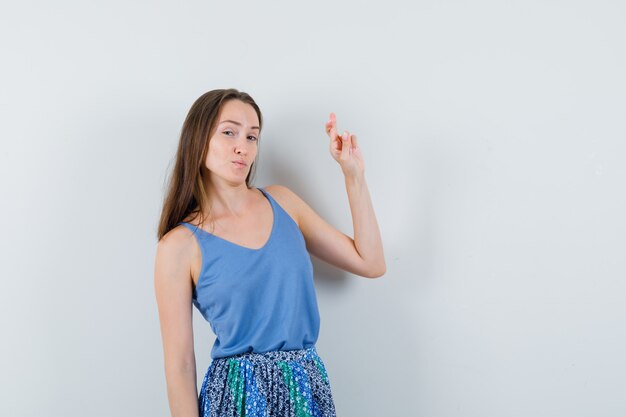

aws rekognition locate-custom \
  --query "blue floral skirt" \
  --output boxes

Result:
[198,346,337,417]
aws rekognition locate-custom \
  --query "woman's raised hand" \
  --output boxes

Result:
[324,112,364,178]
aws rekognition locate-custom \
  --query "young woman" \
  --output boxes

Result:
[154,88,385,417]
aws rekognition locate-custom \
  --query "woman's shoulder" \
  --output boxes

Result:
[263,183,293,199]
[262,184,305,227]
[158,223,199,253]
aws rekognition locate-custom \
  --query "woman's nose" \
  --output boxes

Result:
[234,137,249,154]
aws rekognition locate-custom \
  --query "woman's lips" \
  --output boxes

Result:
[233,161,246,167]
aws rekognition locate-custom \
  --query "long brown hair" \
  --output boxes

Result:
[156,88,263,241]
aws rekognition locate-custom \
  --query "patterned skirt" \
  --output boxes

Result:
[198,346,337,417]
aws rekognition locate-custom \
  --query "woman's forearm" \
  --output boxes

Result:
[345,172,386,277]
[164,367,199,417]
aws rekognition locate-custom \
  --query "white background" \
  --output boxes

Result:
[1,1,625,416]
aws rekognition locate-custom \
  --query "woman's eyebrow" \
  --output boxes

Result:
[219,120,260,130]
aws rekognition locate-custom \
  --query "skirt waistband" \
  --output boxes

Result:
[214,346,320,364]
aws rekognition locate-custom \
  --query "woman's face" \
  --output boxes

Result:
[205,99,260,186]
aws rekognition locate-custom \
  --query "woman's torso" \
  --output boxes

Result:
[178,186,321,359]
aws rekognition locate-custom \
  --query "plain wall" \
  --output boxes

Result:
[1,0,625,416]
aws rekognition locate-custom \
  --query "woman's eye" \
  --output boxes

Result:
[222,130,256,141]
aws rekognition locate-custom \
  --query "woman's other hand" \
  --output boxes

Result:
[324,112,365,178]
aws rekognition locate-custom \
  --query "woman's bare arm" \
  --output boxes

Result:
[154,228,199,416]
[267,180,386,279]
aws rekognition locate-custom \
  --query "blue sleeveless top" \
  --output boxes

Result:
[178,187,321,359]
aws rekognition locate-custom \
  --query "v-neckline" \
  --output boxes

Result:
[182,187,275,251]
